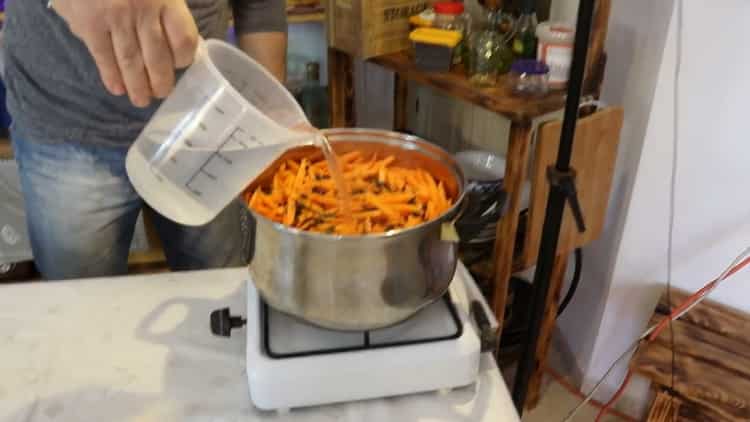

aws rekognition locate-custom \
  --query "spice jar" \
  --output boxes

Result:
[433,2,471,65]
[433,2,469,32]
[536,22,575,89]
[466,29,513,86]
[508,59,549,97]
[464,12,513,86]
[409,9,435,31]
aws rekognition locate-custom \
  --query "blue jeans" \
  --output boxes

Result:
[12,132,246,280]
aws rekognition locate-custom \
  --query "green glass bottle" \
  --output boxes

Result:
[296,62,330,129]
[511,2,538,59]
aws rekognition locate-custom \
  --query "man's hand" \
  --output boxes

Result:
[52,0,199,107]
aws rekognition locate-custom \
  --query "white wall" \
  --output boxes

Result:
[287,22,328,87]
[559,0,750,414]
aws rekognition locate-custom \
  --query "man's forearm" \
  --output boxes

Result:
[238,32,287,83]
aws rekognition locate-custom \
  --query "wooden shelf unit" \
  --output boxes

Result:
[328,0,614,409]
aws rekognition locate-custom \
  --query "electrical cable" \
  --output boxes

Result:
[499,248,582,346]
[592,2,684,418]
[665,0,685,403]
[542,366,639,422]
[560,247,750,422]
[592,251,750,421]
[564,2,689,419]
[557,248,583,317]
[559,4,750,419]
[560,335,642,421]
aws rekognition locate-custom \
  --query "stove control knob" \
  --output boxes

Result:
[210,308,247,337]
[471,301,498,353]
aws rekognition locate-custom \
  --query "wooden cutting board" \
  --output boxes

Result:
[520,106,624,268]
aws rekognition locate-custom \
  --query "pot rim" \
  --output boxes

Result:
[244,128,467,240]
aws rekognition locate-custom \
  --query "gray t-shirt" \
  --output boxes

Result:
[4,0,286,146]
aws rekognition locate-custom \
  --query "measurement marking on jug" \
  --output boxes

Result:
[184,128,243,195]
[214,106,225,115]
[200,169,217,180]
[185,140,194,148]
[216,152,233,165]
[199,123,207,131]
[223,127,255,149]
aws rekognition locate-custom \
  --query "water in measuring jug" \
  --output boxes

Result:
[126,39,315,226]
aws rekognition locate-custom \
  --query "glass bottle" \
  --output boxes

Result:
[511,2,538,59]
[465,11,514,86]
[488,8,515,40]
[296,62,330,129]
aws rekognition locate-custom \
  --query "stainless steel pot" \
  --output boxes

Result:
[244,129,466,331]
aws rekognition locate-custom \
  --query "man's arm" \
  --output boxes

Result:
[232,0,288,83]
[238,32,287,83]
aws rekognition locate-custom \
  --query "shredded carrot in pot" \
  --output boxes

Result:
[245,153,455,235]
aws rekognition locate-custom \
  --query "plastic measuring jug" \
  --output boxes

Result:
[126,39,313,226]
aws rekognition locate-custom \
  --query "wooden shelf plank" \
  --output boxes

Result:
[288,11,325,24]
[369,51,569,122]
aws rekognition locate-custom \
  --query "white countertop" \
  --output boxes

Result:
[0,268,520,422]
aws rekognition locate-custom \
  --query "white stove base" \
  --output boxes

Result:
[245,267,482,411]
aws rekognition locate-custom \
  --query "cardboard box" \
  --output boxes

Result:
[328,0,431,58]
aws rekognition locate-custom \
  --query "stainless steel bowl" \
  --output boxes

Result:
[243,129,466,331]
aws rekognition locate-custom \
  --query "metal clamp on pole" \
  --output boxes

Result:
[547,167,587,233]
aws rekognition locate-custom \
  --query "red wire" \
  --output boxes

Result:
[594,370,633,421]
[648,255,750,341]
[592,254,750,420]
[542,366,639,422]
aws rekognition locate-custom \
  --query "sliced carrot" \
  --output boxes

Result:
[247,151,454,235]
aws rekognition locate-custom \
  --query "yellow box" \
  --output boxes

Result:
[409,28,462,48]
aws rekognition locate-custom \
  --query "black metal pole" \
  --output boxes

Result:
[511,0,598,414]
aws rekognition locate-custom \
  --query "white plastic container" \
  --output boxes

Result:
[126,39,313,226]
[536,22,575,89]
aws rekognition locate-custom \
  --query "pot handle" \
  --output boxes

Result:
[441,198,470,242]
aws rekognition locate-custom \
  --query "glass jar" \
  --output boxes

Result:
[433,2,469,32]
[487,9,515,40]
[465,27,514,87]
[433,2,471,65]
[536,22,575,89]
[508,59,549,97]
